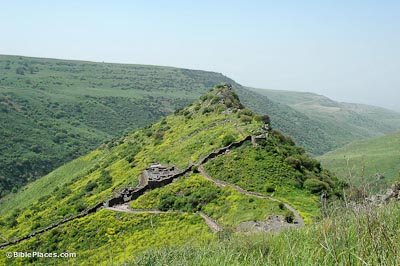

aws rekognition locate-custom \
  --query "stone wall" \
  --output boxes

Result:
[1,135,260,249]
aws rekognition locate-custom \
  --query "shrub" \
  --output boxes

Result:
[225,98,233,108]
[271,129,295,146]
[266,187,275,193]
[85,181,98,192]
[16,67,25,75]
[192,166,199,173]
[304,178,329,194]
[259,115,271,124]
[238,109,253,117]
[285,157,301,170]
[284,211,295,223]
[240,115,252,123]
[159,195,177,211]
[99,170,112,188]
[297,154,320,172]
[153,130,165,140]
[222,135,235,147]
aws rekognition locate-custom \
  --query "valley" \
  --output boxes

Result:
[4,55,399,197]
[319,131,400,189]
[0,85,340,265]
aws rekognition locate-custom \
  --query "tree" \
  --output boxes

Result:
[16,67,25,75]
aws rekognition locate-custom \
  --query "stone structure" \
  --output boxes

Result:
[1,134,266,249]
[143,163,177,187]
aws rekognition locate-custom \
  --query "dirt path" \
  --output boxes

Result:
[1,134,302,249]
[105,204,223,233]
[197,211,223,232]
[198,165,304,226]
[235,124,246,138]
[104,204,170,214]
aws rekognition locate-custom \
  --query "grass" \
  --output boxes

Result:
[249,87,400,155]
[319,131,400,189]
[0,209,214,266]
[203,133,342,222]
[0,85,269,242]
[0,86,352,265]
[130,174,287,227]
[4,54,397,197]
[126,201,400,266]
[0,54,234,196]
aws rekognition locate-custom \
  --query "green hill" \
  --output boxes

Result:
[0,85,341,265]
[249,87,400,152]
[0,55,342,196]
[237,88,338,155]
[319,131,400,188]
[0,54,235,196]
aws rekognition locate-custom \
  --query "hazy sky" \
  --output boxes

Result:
[1,1,399,110]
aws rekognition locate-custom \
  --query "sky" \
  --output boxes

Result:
[1,1,399,110]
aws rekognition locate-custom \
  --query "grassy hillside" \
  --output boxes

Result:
[319,131,400,188]
[250,87,400,151]
[126,201,400,265]
[0,54,235,196]
[0,55,337,196]
[3,54,391,197]
[0,86,341,265]
[237,88,338,155]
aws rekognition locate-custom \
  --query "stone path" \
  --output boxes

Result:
[1,133,304,249]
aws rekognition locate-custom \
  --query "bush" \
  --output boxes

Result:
[85,181,98,192]
[285,157,301,170]
[153,130,165,140]
[297,154,320,172]
[222,135,235,147]
[271,129,295,146]
[304,178,329,194]
[240,115,253,123]
[238,109,253,117]
[284,211,295,223]
[266,186,275,193]
[260,115,271,124]
[192,166,199,173]
[16,67,25,75]
[99,170,112,188]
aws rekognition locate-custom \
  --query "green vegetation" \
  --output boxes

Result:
[0,210,213,266]
[4,55,397,197]
[125,202,400,266]
[319,131,400,189]
[237,87,340,155]
[0,54,234,196]
[0,85,268,243]
[130,174,287,227]
[250,87,400,155]
[204,130,342,222]
[0,84,374,265]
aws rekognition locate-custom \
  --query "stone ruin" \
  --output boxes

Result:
[103,163,181,207]
[143,163,177,184]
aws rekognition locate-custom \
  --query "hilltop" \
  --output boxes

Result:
[3,54,397,197]
[0,54,235,196]
[319,131,400,189]
[0,55,333,196]
[0,85,341,265]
